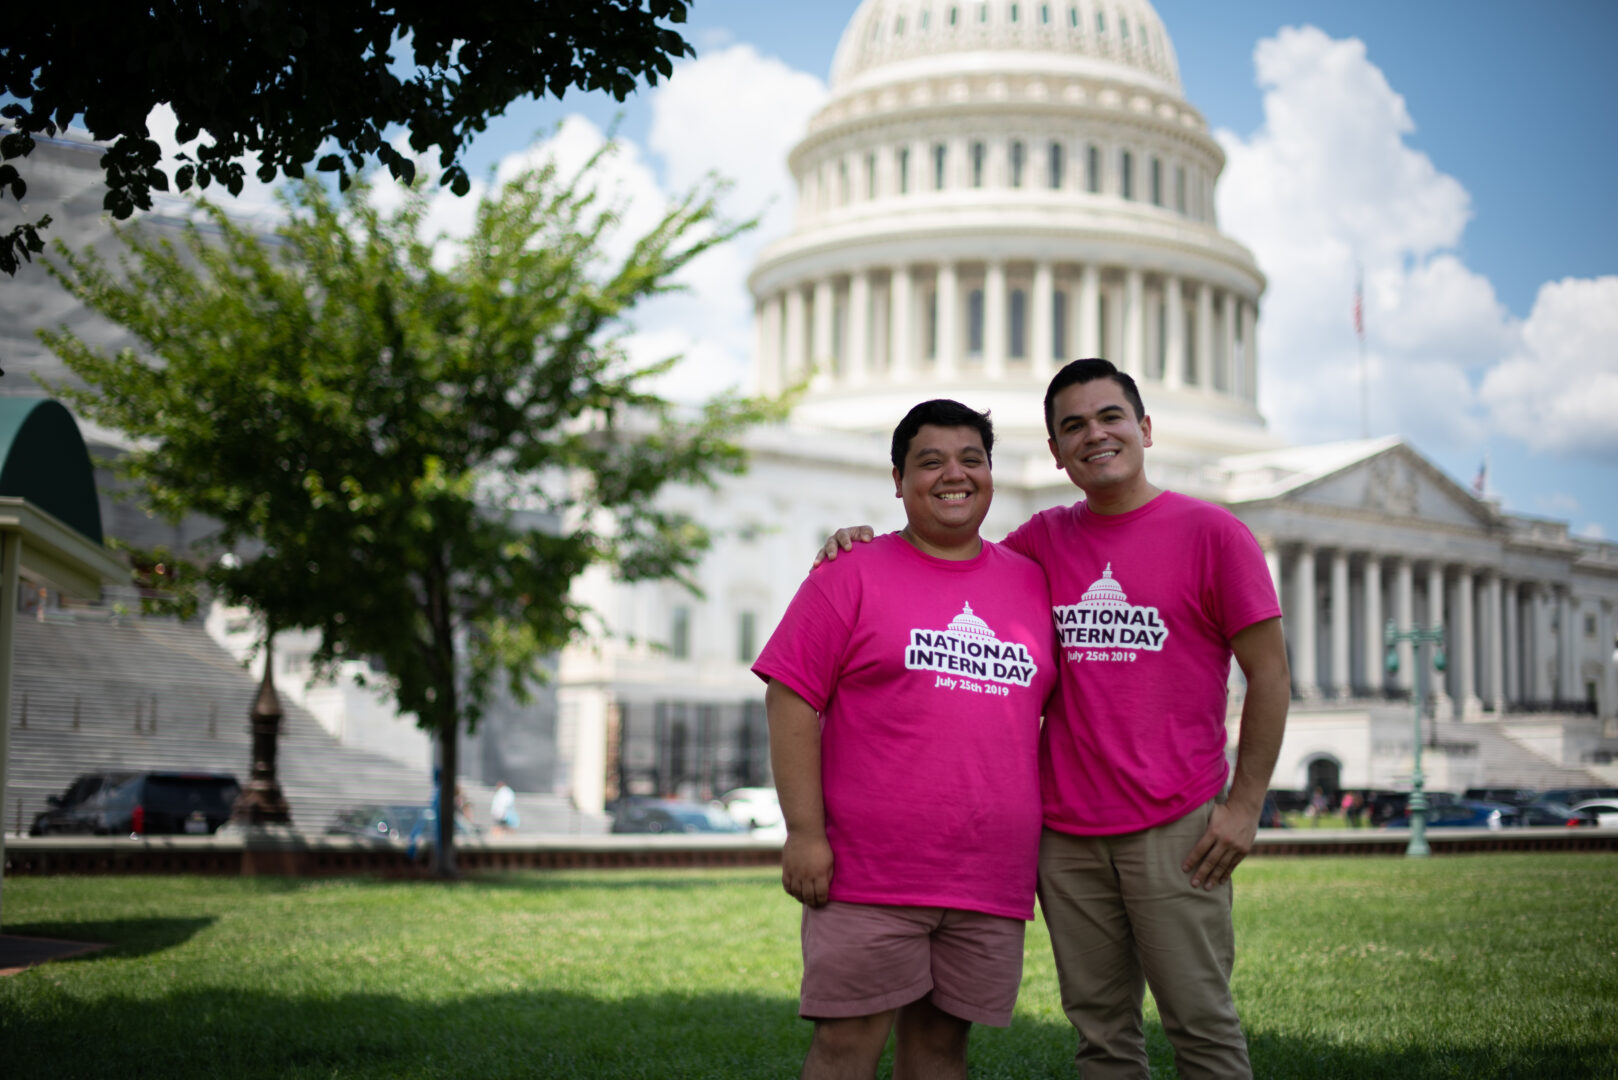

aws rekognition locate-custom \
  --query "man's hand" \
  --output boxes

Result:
[782,831,834,906]
[812,525,875,568]
[1181,800,1260,890]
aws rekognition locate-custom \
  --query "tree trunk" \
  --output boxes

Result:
[433,721,459,877]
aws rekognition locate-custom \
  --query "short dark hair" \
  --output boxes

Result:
[1043,358,1146,437]
[891,399,994,475]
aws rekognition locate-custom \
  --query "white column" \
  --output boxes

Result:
[1481,573,1502,712]
[1264,543,1282,603]
[784,285,807,384]
[1293,545,1318,699]
[1163,274,1184,390]
[1123,267,1145,378]
[753,300,775,396]
[1394,558,1414,695]
[1427,563,1452,715]
[1196,282,1213,389]
[1558,588,1576,703]
[1330,549,1350,699]
[1526,585,1547,702]
[812,278,835,384]
[1603,601,1617,719]
[984,259,1007,378]
[889,264,914,381]
[1502,578,1519,706]
[937,262,959,380]
[1362,555,1383,697]
[1032,259,1054,380]
[1078,263,1100,357]
[848,269,870,386]
[1455,566,1480,717]
[762,293,784,391]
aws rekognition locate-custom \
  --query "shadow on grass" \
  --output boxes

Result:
[1,916,216,962]
[4,983,1612,1080]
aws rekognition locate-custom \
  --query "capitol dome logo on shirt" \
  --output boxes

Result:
[1052,563,1169,650]
[905,602,1039,687]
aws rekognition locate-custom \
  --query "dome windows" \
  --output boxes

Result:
[1049,141,1065,189]
[898,146,911,194]
[971,140,986,188]
[1086,144,1101,193]
[934,143,948,189]
[1010,140,1026,188]
[1120,149,1135,200]
[1150,156,1162,206]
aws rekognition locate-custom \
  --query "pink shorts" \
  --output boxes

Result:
[799,901,1027,1027]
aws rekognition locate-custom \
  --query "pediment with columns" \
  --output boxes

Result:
[1216,438,1497,532]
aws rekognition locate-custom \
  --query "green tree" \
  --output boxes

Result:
[41,149,779,875]
[0,1,694,274]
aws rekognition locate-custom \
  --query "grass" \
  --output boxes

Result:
[2,855,1616,1079]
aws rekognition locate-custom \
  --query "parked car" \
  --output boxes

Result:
[1534,787,1618,807]
[609,798,746,835]
[30,772,137,835]
[325,804,479,844]
[719,787,784,832]
[1382,799,1511,830]
[32,771,241,836]
[1463,787,1538,807]
[1569,798,1618,828]
[1513,801,1593,827]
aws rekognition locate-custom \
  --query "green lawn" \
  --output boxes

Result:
[3,855,1616,1079]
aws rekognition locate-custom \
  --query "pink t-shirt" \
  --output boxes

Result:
[752,533,1056,920]
[1004,492,1281,835]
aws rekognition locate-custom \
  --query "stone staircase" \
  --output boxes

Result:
[1424,714,1612,791]
[5,613,603,836]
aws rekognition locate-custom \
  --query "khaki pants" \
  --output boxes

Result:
[1037,801,1251,1079]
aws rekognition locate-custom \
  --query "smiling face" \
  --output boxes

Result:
[894,423,993,559]
[1046,377,1158,513]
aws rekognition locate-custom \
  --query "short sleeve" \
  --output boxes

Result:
[1206,515,1281,640]
[751,566,856,712]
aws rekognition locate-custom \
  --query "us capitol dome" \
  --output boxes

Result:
[750,0,1271,472]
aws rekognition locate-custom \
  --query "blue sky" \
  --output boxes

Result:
[434,0,1618,541]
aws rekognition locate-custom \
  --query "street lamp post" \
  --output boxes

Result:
[1385,619,1446,858]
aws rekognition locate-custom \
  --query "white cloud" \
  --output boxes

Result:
[144,104,286,223]
[1217,25,1615,474]
[1217,26,1504,448]
[1478,276,1618,456]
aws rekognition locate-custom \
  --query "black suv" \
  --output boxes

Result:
[31,771,241,837]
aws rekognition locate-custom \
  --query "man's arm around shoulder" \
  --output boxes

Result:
[1181,616,1290,890]
[766,679,835,907]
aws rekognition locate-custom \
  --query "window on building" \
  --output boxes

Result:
[1587,614,1599,636]
[1175,165,1187,213]
[1120,150,1134,200]
[1120,16,1130,49]
[896,15,906,36]
[1150,157,1162,206]
[1097,292,1109,358]
[838,159,849,204]
[1086,144,1100,193]
[978,1,989,23]
[1069,4,1078,29]
[1009,2,1019,22]
[934,143,948,189]
[1096,10,1106,35]
[971,141,986,188]
[1009,288,1027,358]
[898,146,910,193]
[948,5,958,27]
[1155,299,1167,378]
[1184,305,1199,385]
[967,288,985,355]
[926,289,939,357]
[671,605,690,660]
[1010,140,1025,188]
[866,153,877,199]
[1052,289,1067,358]
[1048,141,1064,188]
[738,611,758,663]
[1041,3,1050,24]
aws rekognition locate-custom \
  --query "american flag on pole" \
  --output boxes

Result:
[1472,459,1488,497]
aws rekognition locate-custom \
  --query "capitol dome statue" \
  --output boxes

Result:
[750,0,1272,473]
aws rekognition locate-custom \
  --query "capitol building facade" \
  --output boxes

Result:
[557,0,1618,812]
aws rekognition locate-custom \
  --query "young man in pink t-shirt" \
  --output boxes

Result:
[821,361,1291,1078]
[754,399,1056,1080]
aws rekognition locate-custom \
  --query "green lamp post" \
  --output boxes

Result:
[1385,619,1447,857]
